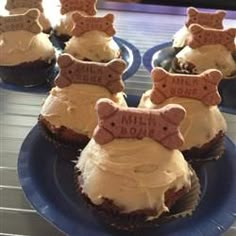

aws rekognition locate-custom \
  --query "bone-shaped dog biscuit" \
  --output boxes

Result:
[72,13,115,37]
[60,0,97,16]
[188,24,236,52]
[5,0,43,12]
[0,9,42,34]
[55,54,126,93]
[186,7,225,29]
[93,98,186,149]
[150,67,222,106]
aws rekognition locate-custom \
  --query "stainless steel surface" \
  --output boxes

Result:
[0,3,236,236]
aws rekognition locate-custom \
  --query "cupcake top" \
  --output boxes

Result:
[77,98,192,217]
[173,7,226,48]
[5,0,52,33]
[55,0,97,37]
[175,24,236,77]
[0,9,55,65]
[139,67,227,151]
[64,13,120,62]
[41,54,127,137]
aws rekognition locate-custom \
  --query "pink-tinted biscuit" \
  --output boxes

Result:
[188,24,236,51]
[93,98,186,149]
[60,0,97,16]
[150,67,222,106]
[5,0,43,12]
[72,13,115,37]
[0,9,42,34]
[186,7,226,29]
[55,54,126,94]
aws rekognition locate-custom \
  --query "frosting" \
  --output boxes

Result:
[77,138,192,217]
[172,26,190,48]
[0,31,55,65]
[55,10,88,36]
[175,45,236,77]
[8,8,51,32]
[64,31,120,62]
[139,90,227,151]
[40,84,127,138]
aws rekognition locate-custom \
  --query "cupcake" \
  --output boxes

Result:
[172,24,236,109]
[76,98,199,230]
[139,67,227,162]
[173,7,226,50]
[54,0,97,43]
[39,54,127,147]
[0,9,56,87]
[5,0,52,34]
[173,24,236,78]
[64,12,120,62]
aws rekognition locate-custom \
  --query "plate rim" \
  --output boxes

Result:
[142,41,172,72]
[17,124,236,236]
[114,36,142,81]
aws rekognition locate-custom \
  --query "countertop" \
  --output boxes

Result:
[0,2,235,236]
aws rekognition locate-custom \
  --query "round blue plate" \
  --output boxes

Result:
[143,42,236,115]
[0,37,141,93]
[18,98,236,236]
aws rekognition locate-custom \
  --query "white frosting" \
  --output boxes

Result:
[55,10,88,37]
[8,8,51,32]
[64,31,120,62]
[176,45,236,77]
[0,31,55,65]
[172,26,190,48]
[139,90,227,151]
[77,138,192,217]
[41,84,127,138]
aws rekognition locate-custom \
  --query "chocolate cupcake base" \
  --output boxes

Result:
[0,59,57,87]
[182,131,225,163]
[38,116,90,160]
[38,116,90,148]
[75,168,200,231]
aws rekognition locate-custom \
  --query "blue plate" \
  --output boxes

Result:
[0,37,141,93]
[114,37,141,81]
[143,42,236,115]
[18,96,236,236]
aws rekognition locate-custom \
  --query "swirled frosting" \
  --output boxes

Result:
[77,138,192,217]
[175,45,236,77]
[172,26,190,48]
[0,31,55,65]
[8,8,51,32]
[64,31,120,62]
[138,90,227,151]
[54,11,88,37]
[41,84,127,138]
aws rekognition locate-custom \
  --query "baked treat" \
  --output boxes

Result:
[76,98,199,230]
[39,54,127,146]
[0,9,56,86]
[173,24,236,78]
[173,7,226,49]
[64,12,120,62]
[139,67,227,161]
[5,0,52,34]
[54,0,97,42]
